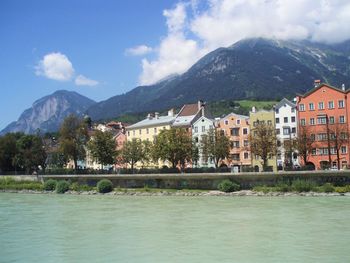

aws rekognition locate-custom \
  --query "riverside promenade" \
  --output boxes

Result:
[4,170,350,190]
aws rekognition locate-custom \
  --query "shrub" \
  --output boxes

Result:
[291,179,317,192]
[252,185,272,193]
[43,179,57,191]
[97,179,113,193]
[217,179,240,192]
[80,184,94,191]
[320,183,335,193]
[70,182,80,191]
[335,185,350,193]
[275,182,291,192]
[56,180,70,194]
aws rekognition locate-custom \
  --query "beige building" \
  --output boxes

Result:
[249,108,277,172]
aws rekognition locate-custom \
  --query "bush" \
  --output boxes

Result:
[97,179,113,193]
[291,179,317,192]
[217,179,240,192]
[335,185,350,193]
[70,182,80,191]
[252,185,273,193]
[56,180,70,194]
[320,183,335,193]
[43,179,57,191]
[275,182,291,192]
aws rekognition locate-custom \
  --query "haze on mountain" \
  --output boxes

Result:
[0,90,95,135]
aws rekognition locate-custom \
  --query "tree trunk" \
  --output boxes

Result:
[74,158,78,172]
[131,161,134,174]
[336,149,340,170]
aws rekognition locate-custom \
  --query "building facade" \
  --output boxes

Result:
[274,98,299,170]
[296,82,350,170]
[218,113,251,171]
[249,109,277,172]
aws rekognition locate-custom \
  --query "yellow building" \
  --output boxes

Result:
[249,108,277,172]
[126,109,175,168]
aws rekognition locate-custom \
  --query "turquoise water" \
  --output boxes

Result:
[1,194,350,263]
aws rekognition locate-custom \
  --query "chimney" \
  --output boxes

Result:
[314,79,321,88]
[198,100,204,110]
[168,108,175,117]
[155,112,159,119]
[147,113,152,120]
[342,84,346,91]
[252,106,256,113]
[293,97,297,102]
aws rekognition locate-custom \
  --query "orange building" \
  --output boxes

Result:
[296,82,350,170]
[218,113,251,171]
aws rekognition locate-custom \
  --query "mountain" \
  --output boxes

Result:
[1,90,96,135]
[87,38,350,120]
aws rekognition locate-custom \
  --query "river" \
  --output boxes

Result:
[1,193,349,263]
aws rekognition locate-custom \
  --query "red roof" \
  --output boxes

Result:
[177,103,200,116]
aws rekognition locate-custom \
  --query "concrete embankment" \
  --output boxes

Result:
[4,170,350,190]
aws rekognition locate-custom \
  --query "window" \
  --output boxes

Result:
[310,118,315,125]
[291,127,296,133]
[276,129,280,135]
[146,128,149,134]
[275,109,279,114]
[154,127,157,134]
[233,141,240,148]
[300,119,306,126]
[127,131,130,136]
[244,140,249,146]
[317,116,327,124]
[310,134,315,141]
[232,154,240,161]
[339,100,344,108]
[139,129,142,135]
[277,140,281,147]
[318,148,329,155]
[284,117,288,123]
[195,137,198,143]
[291,108,295,113]
[243,128,248,135]
[291,116,295,123]
[267,120,272,126]
[224,120,228,125]
[201,126,205,132]
[317,133,327,141]
[231,128,239,136]
[194,126,198,133]
[340,116,346,123]
[236,119,241,125]
[341,146,347,154]
[283,128,290,135]
[311,148,316,155]
[309,103,314,110]
[329,116,335,124]
[133,130,135,136]
[244,152,249,159]
[318,102,324,110]
[299,104,305,111]
[328,101,334,109]
[276,118,280,124]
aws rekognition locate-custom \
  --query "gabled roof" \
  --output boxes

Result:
[192,115,215,126]
[127,115,175,129]
[221,112,249,120]
[177,103,200,116]
[274,98,296,109]
[297,83,348,98]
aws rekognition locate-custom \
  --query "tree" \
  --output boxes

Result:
[59,114,89,170]
[87,130,117,169]
[15,134,47,174]
[153,128,193,170]
[249,122,277,171]
[200,129,230,168]
[328,123,349,170]
[118,138,147,172]
[294,125,313,167]
[0,133,22,172]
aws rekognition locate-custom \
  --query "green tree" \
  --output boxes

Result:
[87,130,117,169]
[249,122,277,171]
[153,128,193,170]
[0,133,23,172]
[200,129,230,168]
[15,134,47,174]
[59,114,89,170]
[119,138,147,172]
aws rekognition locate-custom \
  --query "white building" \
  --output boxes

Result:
[192,116,216,168]
[274,98,299,169]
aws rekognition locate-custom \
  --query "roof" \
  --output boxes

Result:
[221,112,249,120]
[177,103,200,116]
[274,98,296,109]
[192,116,215,126]
[297,83,348,98]
[127,115,175,129]
[172,115,196,127]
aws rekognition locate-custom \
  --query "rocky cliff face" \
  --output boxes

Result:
[1,90,96,135]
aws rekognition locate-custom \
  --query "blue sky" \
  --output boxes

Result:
[1,0,350,131]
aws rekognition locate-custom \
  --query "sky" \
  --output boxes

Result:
[1,0,350,131]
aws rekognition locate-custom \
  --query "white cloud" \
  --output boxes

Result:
[35,52,74,81]
[75,75,99,86]
[138,0,350,85]
[125,45,153,56]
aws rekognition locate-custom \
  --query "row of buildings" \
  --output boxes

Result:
[84,81,350,172]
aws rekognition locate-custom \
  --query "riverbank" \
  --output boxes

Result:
[1,189,350,197]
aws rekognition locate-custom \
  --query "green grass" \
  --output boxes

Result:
[0,178,43,191]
